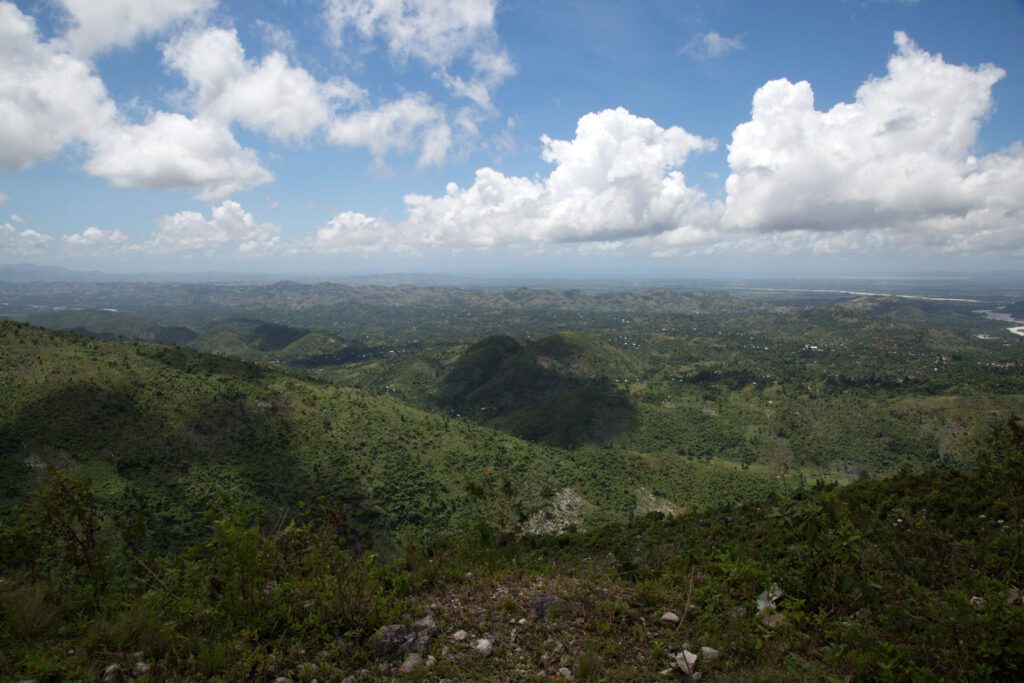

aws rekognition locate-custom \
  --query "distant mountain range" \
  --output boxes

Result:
[0,263,278,284]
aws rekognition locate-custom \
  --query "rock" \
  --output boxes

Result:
[558,666,574,680]
[273,678,293,683]
[297,662,318,674]
[412,615,437,632]
[699,646,720,661]
[756,585,782,615]
[1006,587,1023,606]
[659,669,674,676]
[102,663,121,682]
[368,624,414,657]
[425,655,436,668]
[675,650,698,675]
[399,653,423,673]
[473,638,493,656]
[761,612,785,629]
[132,661,151,676]
[530,596,569,620]
[970,596,986,612]
[367,624,434,659]
[341,678,355,683]
[660,611,680,624]
[518,617,527,625]
[452,629,469,641]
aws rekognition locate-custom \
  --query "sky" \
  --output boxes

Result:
[1,0,1023,277]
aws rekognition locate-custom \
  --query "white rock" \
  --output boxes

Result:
[699,646,720,661]
[399,653,423,673]
[970,596,986,612]
[675,650,698,675]
[102,664,121,682]
[558,666,574,680]
[660,611,680,624]
[474,638,493,656]
[132,661,151,676]
[425,655,436,668]
[452,629,469,641]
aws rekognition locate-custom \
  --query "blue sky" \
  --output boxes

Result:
[1,0,1023,276]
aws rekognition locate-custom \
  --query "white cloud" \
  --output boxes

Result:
[721,31,1024,254]
[0,223,51,255]
[0,2,117,170]
[141,200,281,254]
[84,113,274,200]
[61,226,129,252]
[164,27,365,142]
[0,3,271,200]
[396,107,716,248]
[0,191,7,205]
[58,0,215,56]
[324,0,514,108]
[683,31,744,60]
[328,93,452,167]
[310,211,401,253]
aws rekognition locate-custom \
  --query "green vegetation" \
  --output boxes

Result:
[2,415,1021,681]
[2,280,1024,680]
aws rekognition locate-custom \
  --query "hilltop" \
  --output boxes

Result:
[439,332,638,447]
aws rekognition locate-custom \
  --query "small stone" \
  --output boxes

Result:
[1006,587,1023,605]
[399,653,423,673]
[425,655,436,668]
[297,662,318,674]
[517,618,527,625]
[412,615,437,632]
[368,624,414,658]
[970,596,986,612]
[761,612,785,629]
[102,663,121,682]
[660,611,680,624]
[531,595,570,620]
[474,638,493,656]
[659,669,673,676]
[341,678,355,683]
[452,629,469,641]
[273,678,293,683]
[675,650,698,675]
[130,651,144,660]
[558,666,574,680]
[132,661,151,676]
[699,646,720,661]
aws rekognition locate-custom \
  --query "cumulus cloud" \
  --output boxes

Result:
[58,0,215,56]
[0,191,7,205]
[328,93,452,167]
[0,223,51,255]
[0,3,117,170]
[683,31,744,60]
[84,113,273,200]
[324,0,514,109]
[164,27,365,142]
[141,200,281,254]
[326,107,715,251]
[0,3,273,200]
[721,31,1024,254]
[309,211,401,253]
[304,33,1024,258]
[61,226,129,252]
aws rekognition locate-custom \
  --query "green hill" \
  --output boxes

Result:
[439,332,639,447]
[0,321,786,550]
[18,308,197,345]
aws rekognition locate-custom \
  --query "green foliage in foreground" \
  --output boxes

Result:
[2,418,1022,681]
